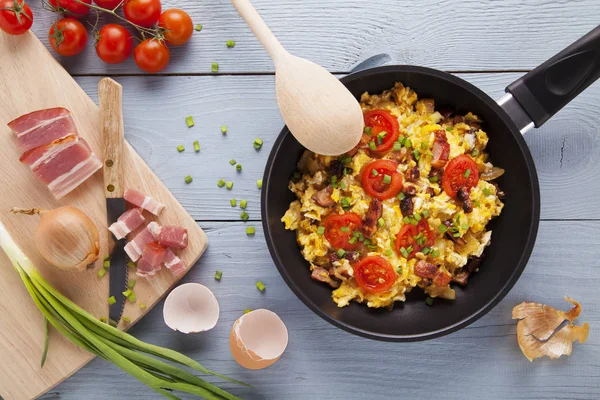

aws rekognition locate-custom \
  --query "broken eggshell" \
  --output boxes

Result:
[163,283,219,334]
[230,309,288,370]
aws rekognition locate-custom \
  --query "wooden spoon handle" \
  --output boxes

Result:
[231,0,286,61]
[99,77,125,198]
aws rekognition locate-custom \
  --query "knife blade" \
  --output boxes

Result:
[99,77,129,325]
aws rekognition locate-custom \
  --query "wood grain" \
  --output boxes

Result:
[99,78,125,198]
[69,73,600,221]
[26,0,600,74]
[0,32,207,400]
[41,220,600,400]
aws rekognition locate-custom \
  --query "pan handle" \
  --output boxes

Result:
[505,24,600,130]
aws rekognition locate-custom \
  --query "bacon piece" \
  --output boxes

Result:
[457,187,473,213]
[8,107,77,153]
[108,208,145,240]
[19,134,102,199]
[431,130,450,168]
[136,258,161,278]
[406,166,420,182]
[362,199,383,237]
[347,133,371,156]
[163,248,188,276]
[311,267,340,289]
[433,272,452,286]
[387,147,407,163]
[124,189,165,216]
[414,260,438,279]
[400,196,414,216]
[158,226,189,249]
[142,242,166,266]
[312,185,335,207]
[124,222,161,262]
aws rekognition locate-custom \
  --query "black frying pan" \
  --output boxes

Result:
[262,25,600,341]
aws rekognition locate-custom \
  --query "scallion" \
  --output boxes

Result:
[393,142,401,151]
[420,142,428,151]
[483,188,491,196]
[103,260,111,268]
[340,226,350,232]
[240,211,249,221]
[431,249,440,257]
[348,236,358,244]
[404,138,412,148]
[398,192,405,201]
[446,126,452,132]
[184,176,193,184]
[464,169,471,178]
[122,316,131,324]
[193,141,200,152]
[378,217,384,227]
[422,210,430,218]
[236,164,242,171]
[122,289,132,298]
[128,280,136,289]
[126,261,136,269]
[195,24,202,31]
[229,159,236,165]
[230,199,237,207]
[256,179,263,189]
[438,224,448,233]
[217,179,225,187]
[108,296,116,305]
[425,297,434,306]
[185,116,194,128]
[336,249,346,258]
[211,62,219,73]
[414,213,422,222]
[429,176,439,183]
[412,149,421,161]
[253,138,263,150]
[371,169,379,177]
[97,268,107,278]
[368,141,377,151]
[226,181,233,190]
[226,40,236,48]
[256,281,265,291]
[400,247,409,258]
[177,145,185,153]
[471,149,480,157]
[244,309,252,314]
[215,270,223,281]
[240,199,247,209]
[382,174,391,184]
[221,125,227,134]
[384,249,393,256]
[317,226,325,235]
[364,126,372,136]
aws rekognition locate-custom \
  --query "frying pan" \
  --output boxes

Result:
[262,25,600,341]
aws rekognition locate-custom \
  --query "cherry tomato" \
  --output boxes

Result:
[48,0,91,18]
[124,0,161,28]
[0,0,33,35]
[395,220,435,259]
[323,213,362,251]
[134,38,169,72]
[363,109,400,154]
[158,8,193,46]
[95,24,132,64]
[48,18,88,56]
[442,154,480,197]
[353,256,396,293]
[361,159,403,200]
[93,0,122,8]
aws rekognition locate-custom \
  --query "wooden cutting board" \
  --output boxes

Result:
[0,32,208,400]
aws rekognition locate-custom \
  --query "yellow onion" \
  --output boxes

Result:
[11,206,100,272]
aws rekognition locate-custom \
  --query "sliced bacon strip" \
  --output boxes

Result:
[124,189,166,216]
[108,208,145,240]
[124,221,161,262]
[362,199,383,238]
[163,248,188,277]
[431,130,450,168]
[8,107,77,153]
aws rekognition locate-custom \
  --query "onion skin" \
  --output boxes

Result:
[11,207,100,272]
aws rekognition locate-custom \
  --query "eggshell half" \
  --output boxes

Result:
[229,309,288,370]
[163,283,219,334]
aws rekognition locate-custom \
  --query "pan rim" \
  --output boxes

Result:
[261,65,541,341]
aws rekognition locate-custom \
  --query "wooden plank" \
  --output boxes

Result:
[40,220,600,400]
[72,73,600,221]
[27,0,599,74]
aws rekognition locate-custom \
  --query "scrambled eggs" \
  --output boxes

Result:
[282,82,504,309]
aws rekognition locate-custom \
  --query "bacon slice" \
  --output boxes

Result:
[136,258,161,278]
[8,107,77,153]
[158,226,188,249]
[142,242,166,267]
[124,189,165,216]
[163,248,188,277]
[108,208,145,240]
[431,130,450,168]
[19,135,102,199]
[124,222,161,262]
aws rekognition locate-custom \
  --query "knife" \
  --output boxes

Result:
[99,77,129,325]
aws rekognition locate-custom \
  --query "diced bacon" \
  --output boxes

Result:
[163,248,188,277]
[124,189,165,216]
[124,222,161,262]
[19,135,102,199]
[158,226,188,249]
[136,257,161,278]
[108,208,146,240]
[169,259,188,277]
[8,107,77,153]
[142,242,166,267]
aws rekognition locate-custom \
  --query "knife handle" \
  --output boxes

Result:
[99,78,125,199]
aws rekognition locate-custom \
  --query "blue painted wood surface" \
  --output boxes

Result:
[22,0,600,398]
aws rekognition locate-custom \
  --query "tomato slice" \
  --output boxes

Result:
[442,154,480,197]
[361,159,403,200]
[394,220,435,259]
[353,256,397,293]
[324,213,362,250]
[364,110,400,154]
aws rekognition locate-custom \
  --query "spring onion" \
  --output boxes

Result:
[461,223,469,230]
[438,224,448,233]
[422,210,430,218]
[393,142,401,151]
[253,138,263,150]
[97,268,107,278]
[236,164,242,171]
[184,176,193,184]
[420,142,428,151]
[382,174,391,184]
[100,316,107,323]
[400,247,409,258]
[193,141,200,152]
[256,281,265,292]
[128,292,137,302]
[103,259,111,268]
[211,62,219,73]
[463,169,471,178]
[317,226,325,235]
[127,261,137,269]
[398,192,405,201]
[138,302,146,309]
[226,40,236,48]
[240,211,249,221]
[226,181,233,190]
[348,237,358,244]
[122,317,131,324]
[403,216,411,224]
[336,249,346,258]
[371,169,379,176]
[471,149,480,157]
[229,159,236,165]
[425,297,434,306]
[246,227,255,236]
[195,24,202,31]
[341,157,352,165]
[240,200,247,209]
[368,141,377,151]
[446,126,452,132]
[429,176,438,183]
[384,249,393,257]
[122,289,132,298]
[414,213,422,222]
[340,198,351,208]
[378,217,384,227]
[422,247,431,255]
[256,179,263,189]
[340,226,350,232]
[244,309,252,314]
[412,149,421,161]
[221,125,227,134]
[483,188,491,196]
[230,199,237,207]
[404,138,412,148]
[397,136,406,146]
[215,270,223,281]
[108,296,116,305]
[364,126,372,136]
[218,179,226,187]
[41,317,49,367]
[128,280,136,290]
[185,116,194,128]
[431,249,440,257]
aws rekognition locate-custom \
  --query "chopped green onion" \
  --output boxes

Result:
[420,142,428,151]
[340,197,351,208]
[256,281,265,291]
[382,174,391,184]
[431,249,440,257]
[230,199,237,207]
[128,279,136,289]
[377,131,388,140]
[410,219,418,226]
[236,164,242,171]
[184,175,193,184]
[226,181,233,190]
[429,176,439,183]
[99,316,107,323]
[453,232,461,237]
[483,188,491,196]
[256,179,263,189]
[397,136,406,146]
[384,249,393,256]
[103,260,110,268]
[461,223,469,230]
[414,213,422,221]
[291,172,301,182]
[185,116,194,127]
[396,267,402,274]
[471,149,480,157]
[215,270,223,281]
[339,181,346,190]
[368,141,377,151]
[340,226,350,233]
[211,62,219,73]
[412,149,421,161]
[240,199,247,209]
[400,247,409,258]
[128,292,136,302]
[425,297,434,306]
[364,239,371,246]
[317,226,325,235]
[195,24,202,31]
[244,309,252,314]
[371,169,379,177]
[421,211,429,219]
[226,40,236,48]
[438,224,448,233]
[422,247,431,255]
[473,200,481,207]
[404,139,412,148]
[254,138,263,149]
[221,125,227,134]
[398,192,406,201]
[336,249,346,258]
[122,289,132,298]
[240,211,249,221]
[358,232,365,242]
[364,126,372,136]
[108,296,116,305]
[138,302,146,309]
[348,236,358,244]
[97,268,106,278]
[342,157,352,165]
[103,255,111,262]
[176,145,185,153]
[464,169,471,178]
[331,176,338,184]
[378,217,384,227]
[122,316,131,324]
[393,142,401,151]
[403,216,411,224]
[127,261,136,269]
[446,126,452,132]
[229,159,236,165]
[217,179,226,187]
[352,231,361,238]
[193,140,200,152]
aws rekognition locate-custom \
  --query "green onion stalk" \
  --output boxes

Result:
[0,221,248,400]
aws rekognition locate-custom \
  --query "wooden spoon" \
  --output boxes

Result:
[231,0,364,156]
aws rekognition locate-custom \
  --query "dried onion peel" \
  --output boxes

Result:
[512,297,589,362]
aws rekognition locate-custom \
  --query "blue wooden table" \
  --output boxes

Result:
[31,1,600,399]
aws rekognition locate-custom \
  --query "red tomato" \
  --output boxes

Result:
[363,110,400,154]
[0,0,33,35]
[361,159,403,200]
[96,24,132,64]
[323,213,362,251]
[93,0,122,8]
[48,0,91,18]
[124,0,161,28]
[48,18,88,56]
[158,8,193,46]
[353,256,396,293]
[442,154,480,197]
[395,220,435,259]
[134,38,169,72]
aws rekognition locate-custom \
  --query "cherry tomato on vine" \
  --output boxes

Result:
[93,0,122,8]
[95,24,133,64]
[48,18,88,56]
[0,0,33,35]
[48,0,91,18]
[158,8,193,46]
[134,38,169,72]
[124,0,161,28]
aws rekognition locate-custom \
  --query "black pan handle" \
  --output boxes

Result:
[506,24,600,128]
